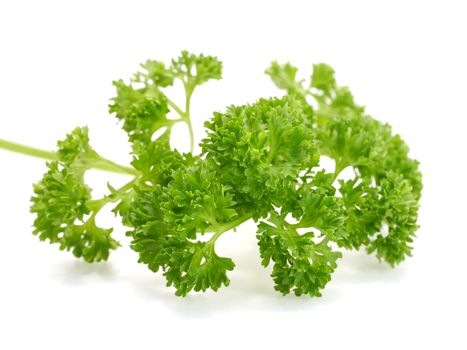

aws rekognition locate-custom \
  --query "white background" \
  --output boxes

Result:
[0,1,466,349]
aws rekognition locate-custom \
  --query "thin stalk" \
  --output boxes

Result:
[208,214,251,244]
[164,88,194,154]
[87,176,139,212]
[332,159,347,182]
[0,138,138,176]
[165,97,186,118]
[112,176,138,193]
[0,138,58,161]
[219,214,251,234]
[93,157,140,176]
[184,88,195,153]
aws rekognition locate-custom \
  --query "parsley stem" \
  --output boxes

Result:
[184,89,195,153]
[165,97,186,118]
[0,138,58,161]
[87,176,139,212]
[332,160,347,182]
[208,214,251,245]
[0,138,138,176]
[164,89,195,153]
[93,157,140,176]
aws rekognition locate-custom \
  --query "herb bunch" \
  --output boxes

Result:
[0,51,422,297]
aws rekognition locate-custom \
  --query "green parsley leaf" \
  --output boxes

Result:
[257,211,342,297]
[201,96,317,218]
[31,127,120,262]
[267,58,422,266]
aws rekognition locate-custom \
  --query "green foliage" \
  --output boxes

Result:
[31,162,91,244]
[366,172,420,266]
[313,81,421,265]
[296,184,347,241]
[109,50,222,146]
[265,61,303,94]
[161,162,238,237]
[337,177,382,250]
[267,59,422,266]
[134,220,236,297]
[130,134,184,187]
[0,51,422,297]
[257,212,341,297]
[109,79,170,143]
[201,96,317,218]
[30,127,120,262]
[127,156,241,296]
[171,50,222,93]
[56,126,100,166]
[310,63,336,96]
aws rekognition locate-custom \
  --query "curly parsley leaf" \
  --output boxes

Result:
[266,59,422,266]
[109,78,171,143]
[30,127,120,262]
[201,96,317,218]
[109,51,222,152]
[257,211,341,297]
[265,61,304,95]
[171,50,222,93]
[127,156,242,296]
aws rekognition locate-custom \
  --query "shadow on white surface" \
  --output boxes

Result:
[50,259,119,285]
[48,244,406,317]
[333,249,407,284]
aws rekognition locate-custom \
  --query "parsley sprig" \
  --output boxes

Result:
[0,51,422,297]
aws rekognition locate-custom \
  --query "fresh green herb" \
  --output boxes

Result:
[0,52,421,297]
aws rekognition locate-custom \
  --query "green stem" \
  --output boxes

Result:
[332,159,347,182]
[163,87,195,154]
[207,230,224,247]
[204,214,252,260]
[93,156,140,176]
[190,214,251,264]
[0,138,138,176]
[208,214,251,245]
[165,97,186,118]
[0,138,59,161]
[184,88,195,153]
[185,119,195,154]
[113,177,138,193]
[87,176,139,212]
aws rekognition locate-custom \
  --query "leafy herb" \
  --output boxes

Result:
[0,52,422,297]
